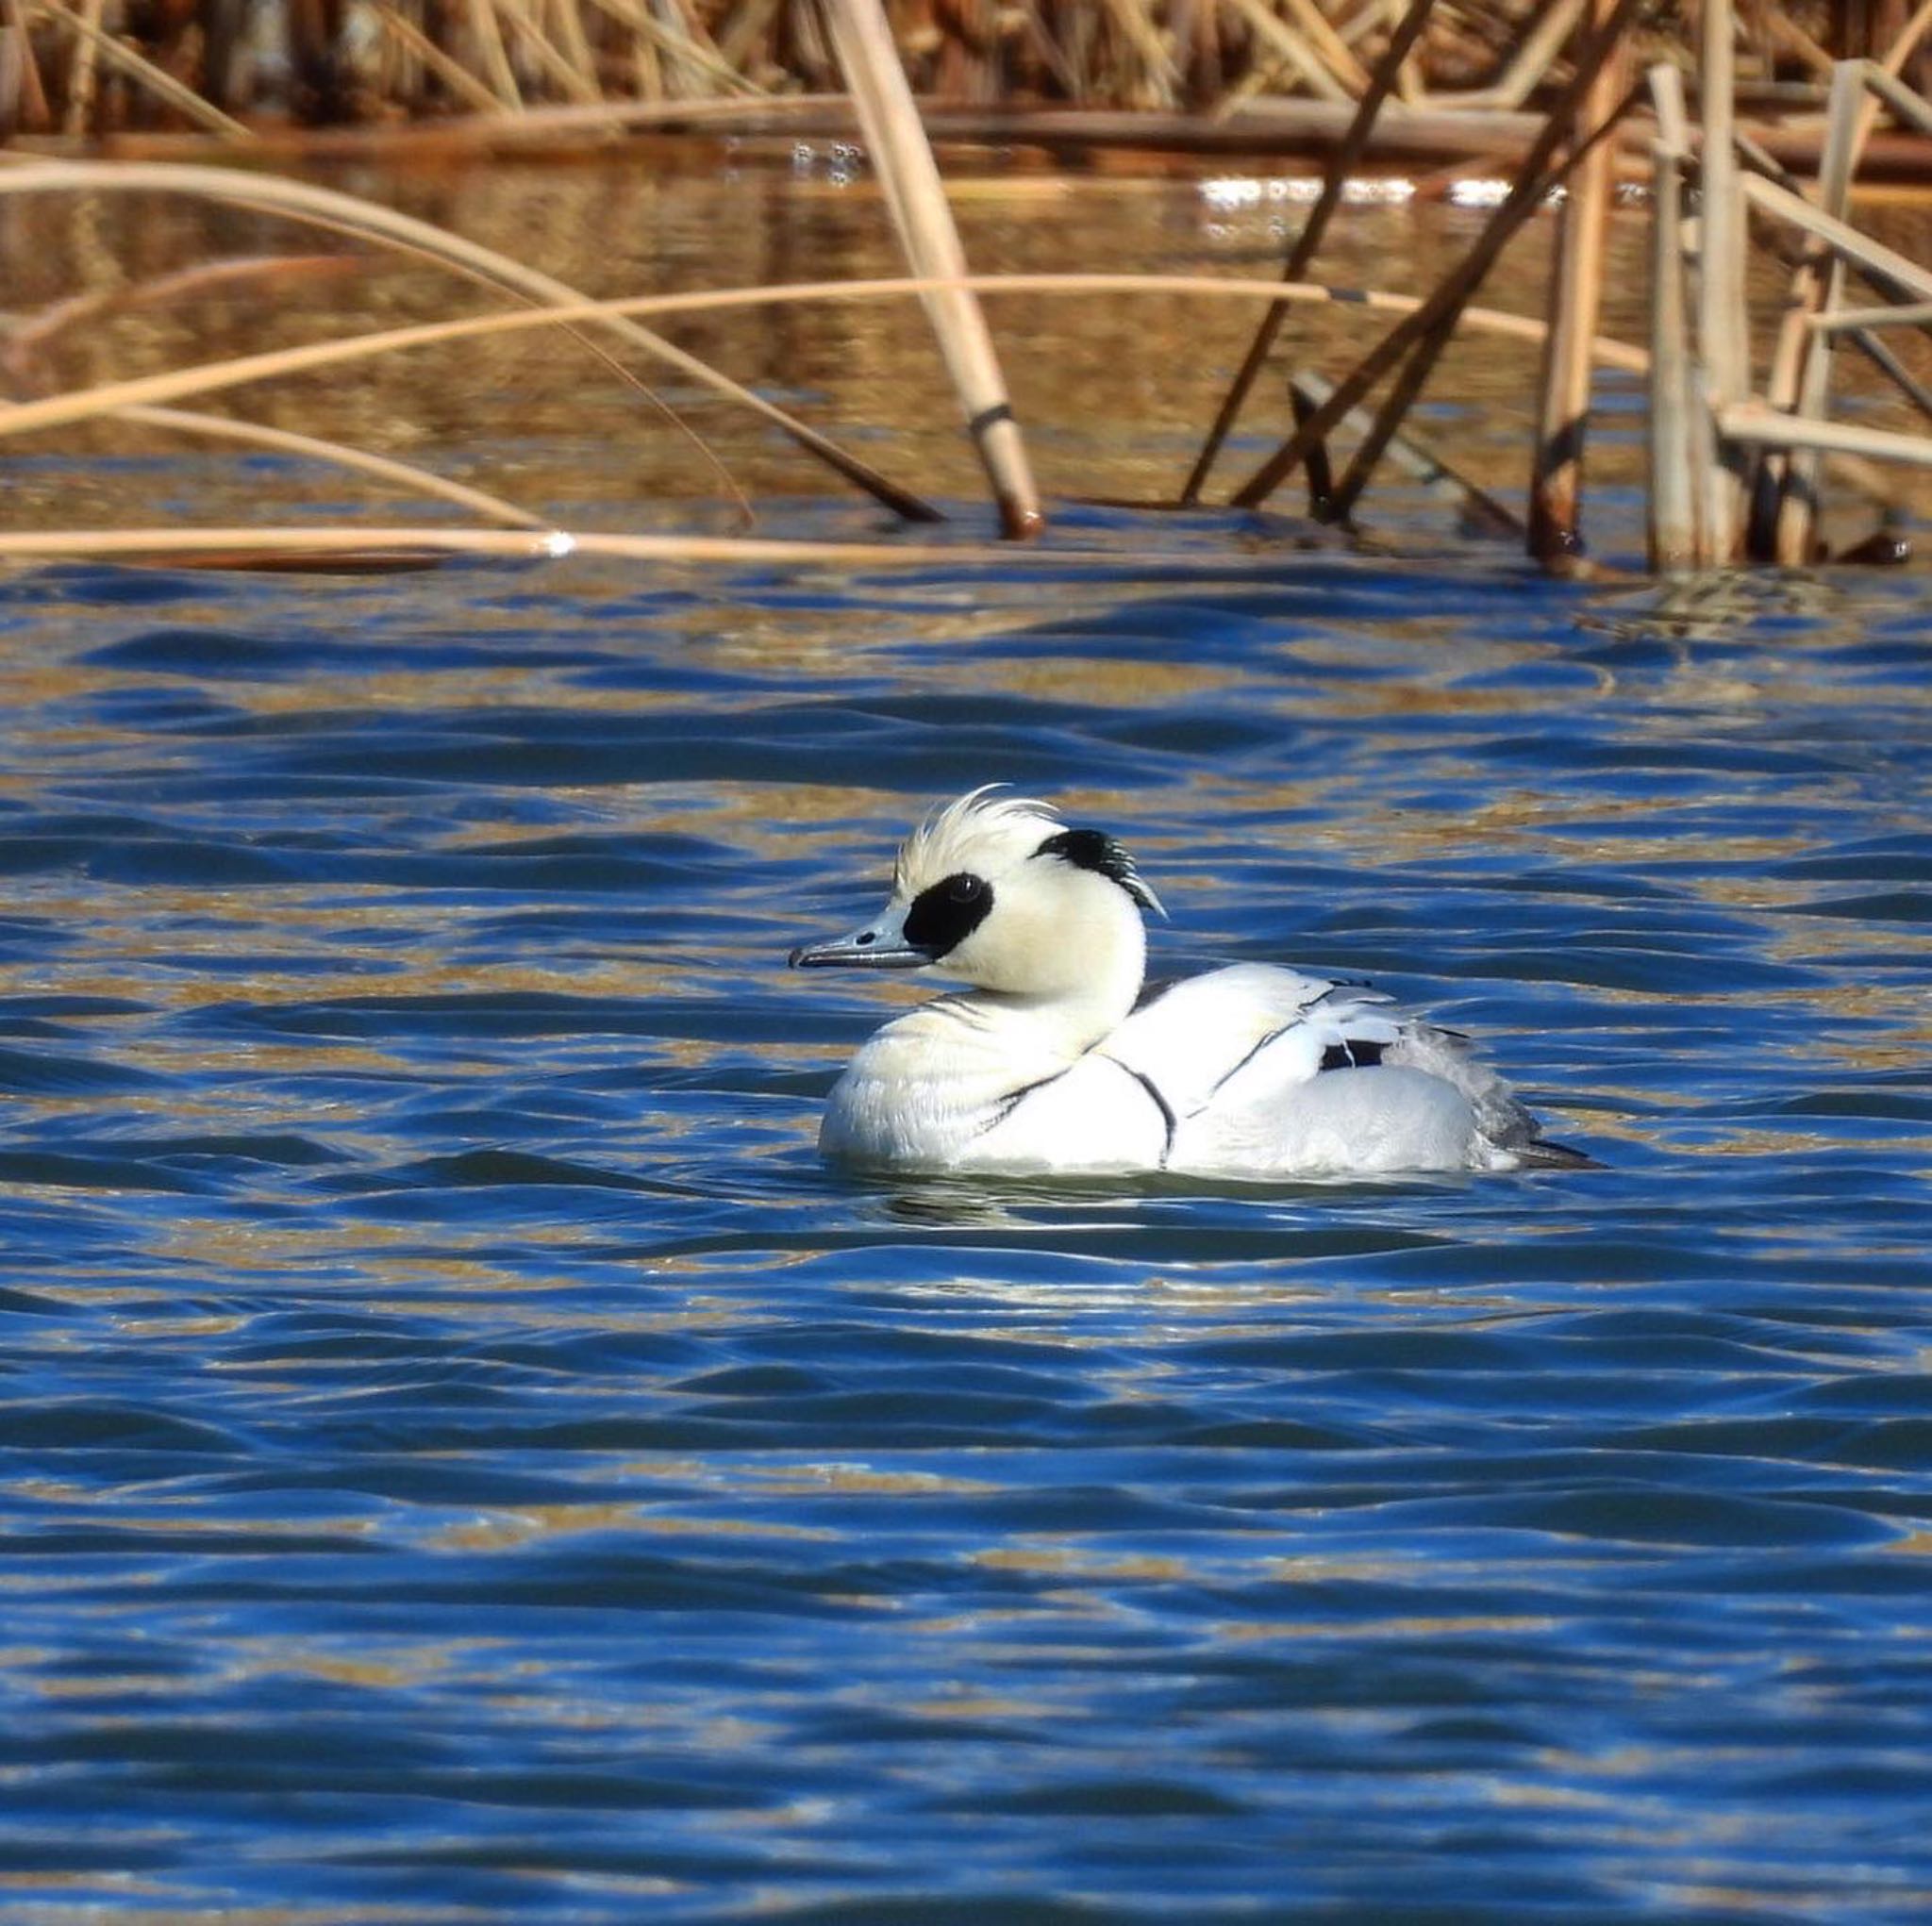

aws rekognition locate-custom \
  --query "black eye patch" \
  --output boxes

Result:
[903,872,993,958]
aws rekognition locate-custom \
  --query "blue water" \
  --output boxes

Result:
[0,519,1928,1924]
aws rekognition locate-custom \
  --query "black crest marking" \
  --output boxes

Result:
[903,871,993,959]
[1034,828,1158,910]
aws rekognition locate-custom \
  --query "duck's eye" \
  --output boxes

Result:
[903,871,994,959]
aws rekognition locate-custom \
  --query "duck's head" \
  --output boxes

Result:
[790,787,1162,1008]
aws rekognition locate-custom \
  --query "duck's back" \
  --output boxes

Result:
[1106,964,1528,1175]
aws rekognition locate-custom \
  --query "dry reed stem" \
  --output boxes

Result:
[39,0,253,137]
[1764,9,1838,83]
[58,0,100,136]
[820,0,1041,537]
[110,405,552,527]
[1768,60,1862,563]
[546,0,601,91]
[1097,0,1180,106]
[374,5,508,115]
[1720,404,1932,471]
[0,270,1655,449]
[1182,0,1437,505]
[2,0,51,128]
[0,158,927,523]
[466,0,525,107]
[2,253,362,390]
[1815,301,1932,332]
[1749,42,1925,559]
[494,0,606,104]
[1385,0,1424,103]
[1218,0,1353,108]
[579,0,765,97]
[0,158,750,515]
[1695,0,1746,565]
[1859,58,1932,133]
[1423,0,1581,111]
[1291,368,1520,532]
[1740,174,1932,302]
[1645,63,1696,572]
[0,524,1309,570]
[1843,329,1932,420]
[1526,0,1625,562]
[1277,0,1371,93]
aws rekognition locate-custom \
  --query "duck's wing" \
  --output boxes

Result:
[1113,963,1591,1173]
[1103,964,1406,1121]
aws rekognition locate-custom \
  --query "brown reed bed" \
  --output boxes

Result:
[0,0,1927,577]
[2,0,1926,168]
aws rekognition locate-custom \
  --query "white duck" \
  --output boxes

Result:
[790,788,1586,1179]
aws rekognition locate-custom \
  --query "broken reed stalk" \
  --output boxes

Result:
[1180,0,1438,506]
[817,0,1041,538]
[0,158,937,525]
[1227,0,1647,517]
[1525,0,1626,563]
[1645,63,1697,572]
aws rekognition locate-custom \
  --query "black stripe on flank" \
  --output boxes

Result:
[1101,1055,1176,1169]
[902,872,993,959]
[981,1071,1068,1135]
[1211,1021,1291,1098]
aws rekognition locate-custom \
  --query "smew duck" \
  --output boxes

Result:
[790,788,1585,1178]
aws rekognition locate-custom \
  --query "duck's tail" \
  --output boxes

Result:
[1510,1136,1605,1171]
[1390,1022,1601,1171]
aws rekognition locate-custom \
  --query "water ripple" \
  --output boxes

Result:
[0,527,1925,1924]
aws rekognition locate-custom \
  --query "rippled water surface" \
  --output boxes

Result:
[2,519,1927,1924]
[6,135,1932,1912]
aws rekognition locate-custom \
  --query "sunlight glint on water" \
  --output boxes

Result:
[0,164,1929,1926]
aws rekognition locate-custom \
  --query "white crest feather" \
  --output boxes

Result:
[892,785,1062,897]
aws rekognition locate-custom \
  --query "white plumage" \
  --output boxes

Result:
[790,788,1585,1179]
